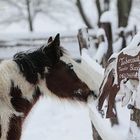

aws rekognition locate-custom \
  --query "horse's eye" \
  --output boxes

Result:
[74,89,82,95]
[66,63,77,77]
[68,63,73,69]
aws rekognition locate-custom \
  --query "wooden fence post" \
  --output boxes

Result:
[127,104,140,139]
[99,22,119,126]
[100,22,113,64]
[77,28,90,54]
[119,29,126,49]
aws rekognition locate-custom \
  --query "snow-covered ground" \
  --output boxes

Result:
[21,97,93,140]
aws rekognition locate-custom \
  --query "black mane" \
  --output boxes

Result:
[13,42,65,84]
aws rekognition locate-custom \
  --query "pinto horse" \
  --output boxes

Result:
[0,34,95,140]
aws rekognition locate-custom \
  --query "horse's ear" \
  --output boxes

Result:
[47,33,60,48]
[47,36,53,44]
[43,33,62,64]
[53,33,60,47]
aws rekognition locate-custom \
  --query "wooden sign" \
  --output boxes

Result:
[117,52,140,82]
[98,48,140,118]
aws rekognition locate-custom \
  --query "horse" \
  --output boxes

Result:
[0,34,96,140]
[98,34,140,118]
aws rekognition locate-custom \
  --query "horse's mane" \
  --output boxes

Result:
[13,44,66,84]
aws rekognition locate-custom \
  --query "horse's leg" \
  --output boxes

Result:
[0,113,12,140]
[0,113,22,140]
[6,114,22,140]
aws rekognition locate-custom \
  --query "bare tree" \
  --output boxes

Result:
[95,0,102,25]
[76,0,93,28]
[104,0,110,11]
[0,0,76,31]
[26,0,33,31]
[117,0,132,27]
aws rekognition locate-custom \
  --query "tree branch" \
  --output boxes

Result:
[76,0,93,28]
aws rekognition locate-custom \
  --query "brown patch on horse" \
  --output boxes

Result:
[7,115,22,140]
[10,84,32,115]
[10,82,42,116]
[8,83,42,140]
[46,61,91,101]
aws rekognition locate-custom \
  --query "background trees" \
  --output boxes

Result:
[0,0,78,32]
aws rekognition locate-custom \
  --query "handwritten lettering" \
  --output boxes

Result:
[117,52,140,82]
[118,66,128,72]
[119,55,140,66]
[130,64,139,71]
[119,72,138,79]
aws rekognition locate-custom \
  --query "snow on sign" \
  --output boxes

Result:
[98,34,140,118]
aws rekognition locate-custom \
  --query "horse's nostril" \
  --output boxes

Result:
[90,90,98,98]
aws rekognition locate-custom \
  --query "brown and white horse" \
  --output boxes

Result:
[0,34,95,140]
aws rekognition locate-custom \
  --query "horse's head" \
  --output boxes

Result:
[13,34,95,102]
[44,34,95,101]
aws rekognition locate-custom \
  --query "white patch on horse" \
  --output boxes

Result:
[0,60,35,115]
[0,100,13,140]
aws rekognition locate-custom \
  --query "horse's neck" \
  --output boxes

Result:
[2,60,36,100]
[0,60,40,140]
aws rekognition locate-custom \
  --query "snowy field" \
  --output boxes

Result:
[21,97,93,140]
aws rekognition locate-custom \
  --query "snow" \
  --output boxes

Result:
[100,1,118,37]
[21,97,93,140]
[81,48,104,99]
[113,37,123,53]
[128,121,140,140]
[94,29,108,63]
[126,32,140,49]
[88,101,130,140]
[81,45,134,140]
[82,49,104,75]
[134,77,140,109]
[81,0,98,28]
[0,0,85,33]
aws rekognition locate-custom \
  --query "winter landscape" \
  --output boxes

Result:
[0,0,140,140]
